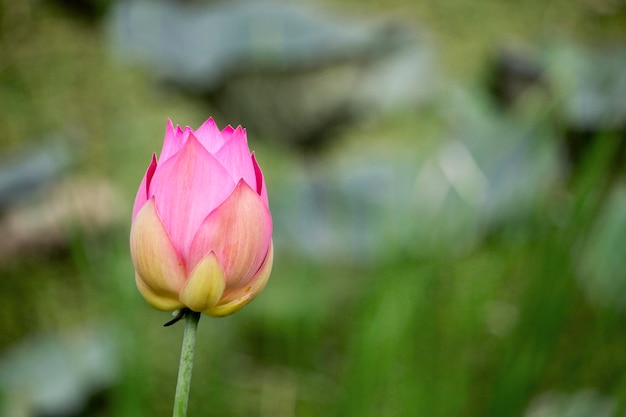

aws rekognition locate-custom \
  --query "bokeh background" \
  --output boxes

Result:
[1,0,626,416]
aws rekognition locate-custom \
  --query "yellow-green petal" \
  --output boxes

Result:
[135,273,184,311]
[130,199,187,305]
[179,252,226,312]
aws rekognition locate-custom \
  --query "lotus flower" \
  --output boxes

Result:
[130,118,273,317]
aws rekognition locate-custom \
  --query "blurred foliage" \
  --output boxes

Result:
[322,0,626,81]
[1,1,626,417]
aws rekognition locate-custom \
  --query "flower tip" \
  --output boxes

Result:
[199,117,217,130]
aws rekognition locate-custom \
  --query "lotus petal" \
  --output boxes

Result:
[195,117,226,153]
[132,154,157,220]
[130,199,187,302]
[179,252,227,312]
[149,133,235,256]
[205,242,273,317]
[189,180,272,286]
[214,126,256,188]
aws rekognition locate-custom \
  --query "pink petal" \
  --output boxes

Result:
[130,198,187,309]
[194,117,226,153]
[159,119,184,163]
[132,154,157,221]
[214,126,256,188]
[188,180,272,288]
[149,133,236,258]
[221,125,235,138]
[252,153,269,207]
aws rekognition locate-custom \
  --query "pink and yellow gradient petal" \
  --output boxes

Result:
[188,180,272,287]
[130,199,187,308]
[205,242,273,317]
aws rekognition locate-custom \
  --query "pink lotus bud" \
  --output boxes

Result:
[130,118,273,317]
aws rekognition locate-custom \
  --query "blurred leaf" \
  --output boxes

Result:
[0,325,120,416]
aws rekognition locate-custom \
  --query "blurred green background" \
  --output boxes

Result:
[1,0,626,416]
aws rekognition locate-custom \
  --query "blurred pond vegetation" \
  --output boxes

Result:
[1,0,626,416]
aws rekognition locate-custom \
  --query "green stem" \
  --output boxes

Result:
[173,309,201,417]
